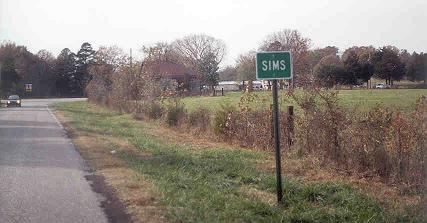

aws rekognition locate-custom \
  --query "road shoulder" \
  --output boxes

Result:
[53,110,168,223]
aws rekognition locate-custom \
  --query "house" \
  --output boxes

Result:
[143,60,200,92]
[214,81,240,91]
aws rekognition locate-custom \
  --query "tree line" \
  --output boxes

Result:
[225,30,426,89]
[0,42,95,98]
[1,29,426,98]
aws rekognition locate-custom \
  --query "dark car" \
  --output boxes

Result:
[7,95,22,107]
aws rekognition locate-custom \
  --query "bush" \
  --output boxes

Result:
[288,89,319,156]
[87,69,427,193]
[226,109,277,150]
[406,96,426,190]
[213,103,235,136]
[86,76,111,105]
[146,101,164,119]
[187,108,211,132]
[285,89,426,190]
[164,98,186,127]
[352,106,393,177]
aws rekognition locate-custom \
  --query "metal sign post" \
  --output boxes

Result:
[256,51,292,204]
[271,79,283,203]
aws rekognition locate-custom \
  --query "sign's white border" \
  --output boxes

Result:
[256,51,293,80]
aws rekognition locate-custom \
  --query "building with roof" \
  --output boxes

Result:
[143,60,200,93]
[214,81,241,91]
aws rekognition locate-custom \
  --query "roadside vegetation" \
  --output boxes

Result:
[1,28,426,99]
[1,2,426,220]
[24,27,425,222]
[55,101,423,222]
[87,70,426,190]
[181,88,427,112]
[75,31,426,221]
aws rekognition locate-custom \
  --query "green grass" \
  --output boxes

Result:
[54,101,398,223]
[181,89,427,112]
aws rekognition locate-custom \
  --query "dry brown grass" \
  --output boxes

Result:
[54,111,168,223]
[141,118,422,216]
[256,153,422,214]
[239,186,277,206]
[143,118,422,215]
[55,106,423,220]
[148,120,231,151]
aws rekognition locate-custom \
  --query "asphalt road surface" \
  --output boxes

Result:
[0,98,109,223]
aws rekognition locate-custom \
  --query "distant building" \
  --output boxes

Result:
[143,60,200,92]
[214,81,240,91]
[240,80,264,91]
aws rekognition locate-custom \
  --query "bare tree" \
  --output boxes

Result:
[219,66,237,81]
[35,50,56,96]
[87,45,128,103]
[172,34,226,88]
[91,45,128,75]
[141,42,180,62]
[259,29,311,87]
[236,51,256,91]
[36,50,55,64]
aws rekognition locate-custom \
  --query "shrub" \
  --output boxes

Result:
[287,89,319,156]
[86,76,111,104]
[187,108,211,132]
[87,69,427,193]
[146,101,164,119]
[287,89,427,190]
[213,103,235,136]
[226,109,277,150]
[407,95,427,190]
[164,98,186,127]
[359,106,393,178]
[316,90,347,163]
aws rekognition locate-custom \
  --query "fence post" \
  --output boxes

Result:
[287,106,294,147]
[221,88,224,96]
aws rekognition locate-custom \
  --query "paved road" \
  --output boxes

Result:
[0,99,109,223]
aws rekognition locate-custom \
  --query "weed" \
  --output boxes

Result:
[56,101,395,223]
[213,103,235,136]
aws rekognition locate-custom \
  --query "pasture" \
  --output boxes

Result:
[181,89,427,112]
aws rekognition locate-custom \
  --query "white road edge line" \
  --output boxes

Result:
[47,105,66,131]
[46,105,94,172]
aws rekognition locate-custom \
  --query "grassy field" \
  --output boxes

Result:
[53,101,420,223]
[181,89,427,112]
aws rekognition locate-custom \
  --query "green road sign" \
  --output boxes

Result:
[256,51,292,80]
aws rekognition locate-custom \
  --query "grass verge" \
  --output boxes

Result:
[54,101,419,223]
[181,89,427,112]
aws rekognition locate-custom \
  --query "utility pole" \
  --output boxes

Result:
[0,63,2,99]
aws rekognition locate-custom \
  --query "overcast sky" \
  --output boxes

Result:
[1,0,426,66]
